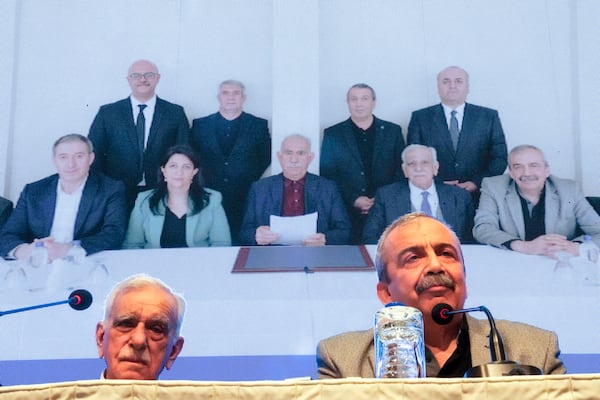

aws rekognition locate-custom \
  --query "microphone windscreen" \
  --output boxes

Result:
[431,303,454,325]
[68,289,93,311]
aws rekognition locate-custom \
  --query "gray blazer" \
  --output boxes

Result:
[316,315,565,378]
[473,174,600,247]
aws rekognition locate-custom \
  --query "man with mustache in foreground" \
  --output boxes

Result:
[473,145,600,257]
[316,213,565,378]
[96,274,185,380]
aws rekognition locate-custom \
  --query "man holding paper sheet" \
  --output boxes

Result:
[240,134,351,246]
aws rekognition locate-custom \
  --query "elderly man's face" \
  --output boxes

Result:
[218,83,246,116]
[377,217,467,317]
[508,148,550,195]
[96,286,183,380]
[347,87,376,121]
[127,60,160,101]
[437,67,469,107]
[402,147,439,190]
[277,136,314,181]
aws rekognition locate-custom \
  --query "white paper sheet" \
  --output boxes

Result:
[270,212,318,245]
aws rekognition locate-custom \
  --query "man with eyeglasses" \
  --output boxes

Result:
[89,60,189,211]
[363,144,474,244]
[473,144,600,257]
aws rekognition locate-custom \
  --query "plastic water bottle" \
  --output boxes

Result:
[66,240,87,265]
[29,242,48,268]
[374,302,426,378]
[579,235,599,263]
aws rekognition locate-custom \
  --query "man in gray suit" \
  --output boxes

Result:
[473,144,600,257]
[407,66,507,194]
[317,213,565,378]
[363,144,474,244]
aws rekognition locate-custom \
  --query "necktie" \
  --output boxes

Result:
[136,104,147,180]
[449,110,459,151]
[421,191,433,216]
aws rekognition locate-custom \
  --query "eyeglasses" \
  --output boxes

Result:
[128,72,157,80]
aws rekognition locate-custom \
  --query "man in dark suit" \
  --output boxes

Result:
[89,60,189,210]
[0,134,127,260]
[190,80,271,245]
[407,66,507,194]
[0,196,12,230]
[240,134,350,246]
[320,83,405,243]
[363,144,474,244]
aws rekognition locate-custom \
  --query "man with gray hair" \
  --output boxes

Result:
[317,213,564,378]
[474,144,600,257]
[240,134,350,246]
[190,79,271,244]
[0,134,127,260]
[96,274,185,380]
[321,83,405,244]
[363,144,474,244]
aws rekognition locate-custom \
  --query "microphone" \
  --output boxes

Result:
[430,303,542,377]
[0,289,93,317]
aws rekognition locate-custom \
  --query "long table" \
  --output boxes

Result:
[1,375,599,400]
[0,245,598,385]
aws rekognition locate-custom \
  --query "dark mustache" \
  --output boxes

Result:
[415,273,455,294]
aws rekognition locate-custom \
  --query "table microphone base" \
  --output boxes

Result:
[465,361,543,377]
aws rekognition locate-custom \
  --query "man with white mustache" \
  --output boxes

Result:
[473,144,600,257]
[96,274,185,380]
[363,144,474,244]
[240,134,350,246]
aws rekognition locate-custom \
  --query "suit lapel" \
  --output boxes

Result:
[73,174,97,236]
[271,174,284,215]
[505,181,526,239]
[342,119,363,166]
[433,105,455,156]
[304,174,318,213]
[121,98,139,150]
[467,316,492,368]
[455,103,475,154]
[147,97,163,150]
[544,178,560,233]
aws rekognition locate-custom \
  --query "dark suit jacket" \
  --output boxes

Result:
[0,196,13,230]
[320,117,405,239]
[190,111,271,241]
[363,181,474,244]
[89,96,189,189]
[239,173,351,245]
[0,173,127,257]
[317,315,565,378]
[407,103,507,187]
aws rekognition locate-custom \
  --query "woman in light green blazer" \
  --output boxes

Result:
[123,145,231,248]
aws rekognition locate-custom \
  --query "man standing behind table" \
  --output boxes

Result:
[321,83,405,243]
[89,59,189,210]
[190,80,271,245]
[317,213,565,378]
[0,134,127,261]
[240,134,350,246]
[363,144,474,244]
[407,66,507,195]
[96,274,185,380]
[473,144,600,257]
